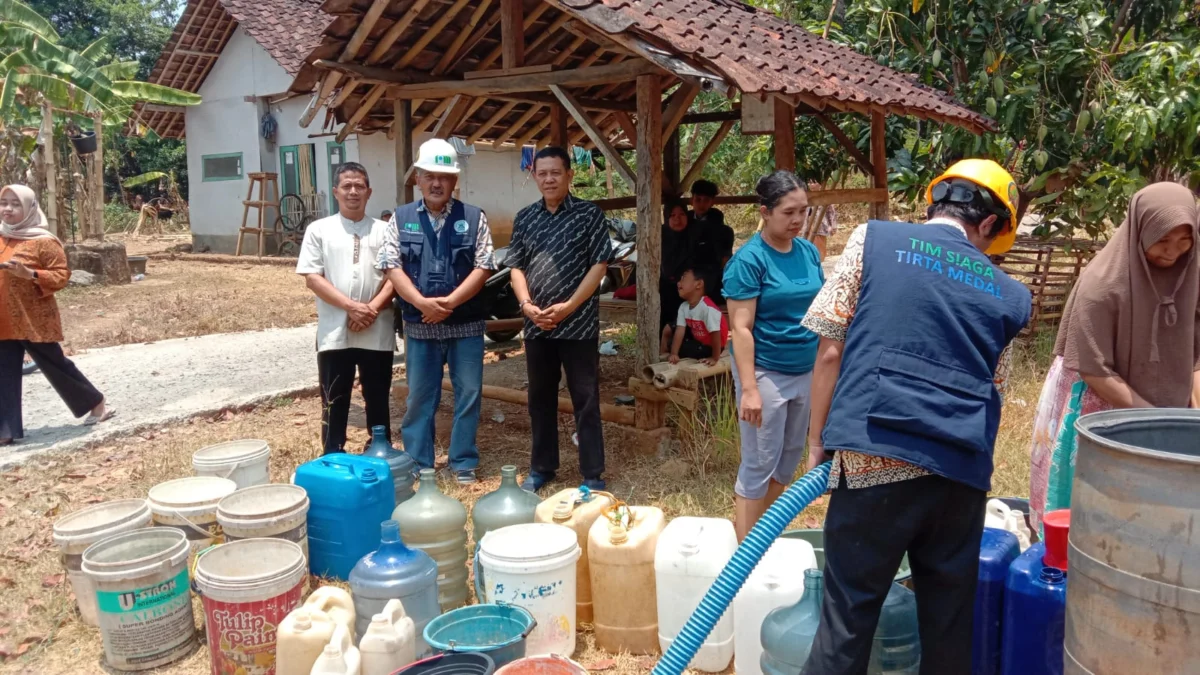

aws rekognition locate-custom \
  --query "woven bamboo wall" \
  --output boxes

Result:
[994,237,1104,335]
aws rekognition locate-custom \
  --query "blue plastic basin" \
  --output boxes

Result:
[423,604,537,668]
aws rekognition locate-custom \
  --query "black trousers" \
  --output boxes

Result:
[317,348,393,454]
[525,337,604,480]
[803,473,987,675]
[0,340,105,441]
[676,327,712,360]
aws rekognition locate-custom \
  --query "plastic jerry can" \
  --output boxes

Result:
[1000,542,1067,675]
[587,505,667,655]
[869,583,920,674]
[973,528,1020,675]
[311,623,361,674]
[359,599,417,675]
[734,538,817,675]
[350,520,441,656]
[279,607,340,675]
[362,425,417,507]
[534,486,614,624]
[655,516,737,672]
[761,568,824,675]
[472,465,541,544]
[391,469,469,611]
[305,586,357,640]
[296,453,396,580]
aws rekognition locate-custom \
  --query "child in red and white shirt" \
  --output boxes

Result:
[660,267,729,365]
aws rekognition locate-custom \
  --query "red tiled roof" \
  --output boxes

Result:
[221,0,329,75]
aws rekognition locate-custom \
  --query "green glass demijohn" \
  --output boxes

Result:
[390,468,469,611]
[760,568,824,675]
[362,425,416,506]
[471,465,541,544]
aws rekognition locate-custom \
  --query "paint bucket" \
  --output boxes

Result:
[53,498,153,626]
[194,537,308,674]
[148,476,238,555]
[476,523,581,657]
[81,527,196,671]
[192,439,271,489]
[217,484,310,561]
[394,652,497,675]
[424,604,537,668]
[494,655,588,675]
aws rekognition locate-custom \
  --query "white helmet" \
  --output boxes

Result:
[413,138,460,174]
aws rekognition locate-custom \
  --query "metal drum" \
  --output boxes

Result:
[1067,410,1200,674]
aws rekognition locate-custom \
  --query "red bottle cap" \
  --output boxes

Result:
[1043,509,1071,571]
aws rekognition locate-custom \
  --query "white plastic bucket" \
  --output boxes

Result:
[478,523,581,657]
[195,538,308,674]
[82,527,196,671]
[148,476,238,554]
[192,439,271,489]
[217,484,310,561]
[53,498,153,626]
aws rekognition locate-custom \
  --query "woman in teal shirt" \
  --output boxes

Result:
[723,171,824,541]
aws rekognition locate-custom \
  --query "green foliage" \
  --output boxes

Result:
[25,0,179,79]
[122,170,168,187]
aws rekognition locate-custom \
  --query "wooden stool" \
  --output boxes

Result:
[235,172,280,257]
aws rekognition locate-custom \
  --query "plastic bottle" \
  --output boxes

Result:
[869,583,920,674]
[278,608,339,675]
[588,505,667,655]
[472,465,541,545]
[734,539,816,675]
[1000,510,1069,675]
[760,569,823,675]
[305,586,357,640]
[655,516,737,672]
[363,425,417,507]
[311,624,361,675]
[359,599,416,675]
[534,487,614,623]
[390,469,469,611]
[350,520,441,656]
[973,528,1020,675]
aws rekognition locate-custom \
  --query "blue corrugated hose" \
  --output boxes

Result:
[652,461,833,675]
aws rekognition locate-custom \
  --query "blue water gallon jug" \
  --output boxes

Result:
[974,528,1020,675]
[350,520,441,656]
[869,582,920,674]
[362,425,417,506]
[1000,542,1067,675]
[760,568,824,675]
[295,453,395,580]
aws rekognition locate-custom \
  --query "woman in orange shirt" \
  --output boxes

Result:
[0,184,113,445]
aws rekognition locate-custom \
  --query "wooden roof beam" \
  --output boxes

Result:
[493,105,542,148]
[660,83,699,144]
[513,117,551,148]
[431,94,475,138]
[336,85,389,142]
[612,111,637,146]
[392,0,472,71]
[365,0,434,65]
[342,0,393,64]
[315,59,440,85]
[479,9,564,71]
[390,60,661,99]
[552,35,588,67]
[433,0,493,75]
[551,84,634,187]
[500,0,524,69]
[467,100,518,144]
[413,97,454,133]
[439,12,502,75]
[475,3,550,71]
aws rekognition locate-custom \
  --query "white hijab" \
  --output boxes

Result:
[1,184,60,241]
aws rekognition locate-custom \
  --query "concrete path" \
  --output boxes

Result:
[4,325,401,465]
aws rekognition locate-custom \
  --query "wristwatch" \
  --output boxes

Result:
[518,299,531,309]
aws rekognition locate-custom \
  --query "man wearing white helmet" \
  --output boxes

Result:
[377,138,496,484]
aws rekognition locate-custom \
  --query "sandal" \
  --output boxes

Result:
[84,409,117,426]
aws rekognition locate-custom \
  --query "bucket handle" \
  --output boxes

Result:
[473,540,485,602]
[211,459,246,480]
[162,507,219,541]
[189,544,219,597]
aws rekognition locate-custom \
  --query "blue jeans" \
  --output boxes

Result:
[401,334,484,471]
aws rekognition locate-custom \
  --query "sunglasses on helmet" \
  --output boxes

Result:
[931,179,1011,224]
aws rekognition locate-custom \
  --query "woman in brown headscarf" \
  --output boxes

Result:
[1029,182,1200,532]
[0,184,113,445]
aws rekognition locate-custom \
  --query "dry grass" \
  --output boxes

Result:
[57,259,315,352]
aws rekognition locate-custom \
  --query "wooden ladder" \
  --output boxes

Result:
[235,172,280,257]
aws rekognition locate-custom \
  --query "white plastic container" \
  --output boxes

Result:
[192,439,271,488]
[477,522,582,657]
[312,624,361,674]
[655,516,738,672]
[279,607,341,675]
[81,527,196,671]
[52,498,153,626]
[194,538,308,674]
[360,599,416,675]
[305,586,357,638]
[218,483,311,560]
[733,538,818,675]
[148,475,238,555]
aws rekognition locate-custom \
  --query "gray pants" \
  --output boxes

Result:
[733,361,813,499]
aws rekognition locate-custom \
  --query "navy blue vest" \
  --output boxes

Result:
[822,221,1032,491]
[393,200,485,325]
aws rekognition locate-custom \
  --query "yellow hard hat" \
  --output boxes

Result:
[926,159,1019,255]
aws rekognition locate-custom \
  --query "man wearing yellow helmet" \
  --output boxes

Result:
[798,159,1032,674]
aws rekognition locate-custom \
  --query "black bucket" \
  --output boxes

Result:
[70,131,97,155]
[393,652,496,675]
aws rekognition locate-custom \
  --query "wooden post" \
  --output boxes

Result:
[500,0,524,69]
[773,97,796,173]
[89,110,104,240]
[664,129,681,197]
[39,101,60,239]
[635,74,663,372]
[870,111,889,220]
[550,103,567,148]
[395,99,414,203]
